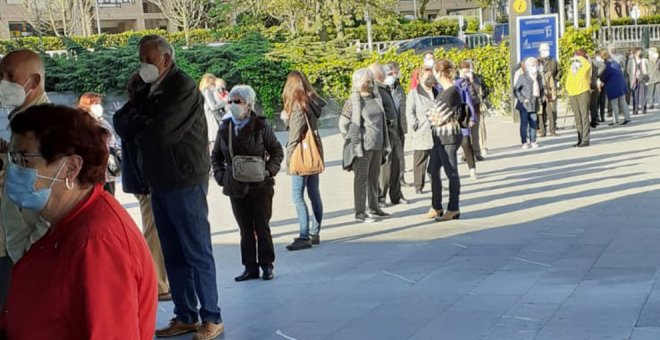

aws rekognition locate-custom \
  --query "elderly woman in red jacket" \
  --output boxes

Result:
[0,104,157,340]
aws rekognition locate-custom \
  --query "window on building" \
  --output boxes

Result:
[8,22,35,38]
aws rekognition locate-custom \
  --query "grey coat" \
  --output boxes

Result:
[648,58,660,85]
[406,85,437,151]
[514,72,545,113]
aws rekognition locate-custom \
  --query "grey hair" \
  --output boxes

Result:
[351,68,374,93]
[524,57,538,67]
[229,85,257,109]
[382,63,393,75]
[138,35,176,61]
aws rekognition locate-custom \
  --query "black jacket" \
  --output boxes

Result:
[211,113,284,198]
[114,65,210,191]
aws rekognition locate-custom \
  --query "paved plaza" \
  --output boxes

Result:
[116,108,660,340]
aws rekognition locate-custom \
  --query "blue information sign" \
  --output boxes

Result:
[516,14,559,63]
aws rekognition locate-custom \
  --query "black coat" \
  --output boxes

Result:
[211,113,284,198]
[114,65,210,191]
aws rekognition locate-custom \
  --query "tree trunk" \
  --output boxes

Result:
[329,0,344,40]
[419,0,431,19]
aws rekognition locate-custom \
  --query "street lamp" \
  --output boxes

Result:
[94,0,101,35]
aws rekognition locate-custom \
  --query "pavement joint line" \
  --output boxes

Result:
[451,242,468,248]
[503,315,540,322]
[382,270,417,285]
[275,330,298,340]
[538,232,581,238]
[512,257,552,268]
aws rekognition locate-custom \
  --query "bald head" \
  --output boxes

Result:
[0,50,46,107]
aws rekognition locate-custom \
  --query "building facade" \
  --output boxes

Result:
[0,0,173,40]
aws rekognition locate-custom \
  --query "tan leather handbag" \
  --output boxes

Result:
[289,112,324,176]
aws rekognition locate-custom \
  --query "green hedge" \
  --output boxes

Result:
[31,26,600,119]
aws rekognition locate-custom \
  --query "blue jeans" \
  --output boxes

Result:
[291,175,323,239]
[519,107,538,144]
[151,184,222,324]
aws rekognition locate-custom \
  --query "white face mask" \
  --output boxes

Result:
[90,104,104,119]
[540,50,550,58]
[424,58,435,68]
[527,66,538,74]
[229,103,248,121]
[0,79,31,108]
[651,53,659,61]
[384,76,396,86]
[139,63,160,83]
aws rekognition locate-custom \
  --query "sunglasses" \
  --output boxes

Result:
[228,100,244,105]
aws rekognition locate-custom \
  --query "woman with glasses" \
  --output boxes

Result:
[211,85,284,282]
[1,104,157,339]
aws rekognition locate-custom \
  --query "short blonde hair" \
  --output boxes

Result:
[351,68,374,93]
[199,73,217,92]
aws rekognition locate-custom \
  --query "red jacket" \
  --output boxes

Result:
[2,185,157,340]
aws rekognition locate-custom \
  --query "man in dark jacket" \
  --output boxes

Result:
[113,35,223,340]
[371,63,407,206]
[386,62,411,187]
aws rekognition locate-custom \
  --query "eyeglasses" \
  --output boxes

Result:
[228,100,244,105]
[9,152,42,168]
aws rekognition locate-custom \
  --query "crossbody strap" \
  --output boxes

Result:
[228,121,234,159]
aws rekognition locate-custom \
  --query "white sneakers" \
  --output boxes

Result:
[522,142,540,150]
[522,143,530,149]
[470,168,478,180]
[531,142,540,149]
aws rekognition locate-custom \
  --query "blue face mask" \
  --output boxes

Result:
[5,159,67,211]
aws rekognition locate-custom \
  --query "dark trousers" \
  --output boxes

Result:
[569,92,591,145]
[598,89,607,121]
[632,83,648,114]
[540,99,557,135]
[429,138,461,212]
[413,149,431,192]
[151,184,222,324]
[589,89,601,125]
[399,134,407,183]
[519,107,538,144]
[230,186,275,270]
[461,135,476,169]
[0,256,12,307]
[353,150,382,214]
[379,139,404,203]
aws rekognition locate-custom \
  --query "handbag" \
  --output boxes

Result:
[289,112,324,176]
[107,147,122,177]
[229,122,267,183]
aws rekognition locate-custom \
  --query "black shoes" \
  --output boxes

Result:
[311,235,320,245]
[286,237,312,251]
[475,155,485,161]
[356,213,376,223]
[262,267,274,281]
[621,120,630,125]
[578,143,590,147]
[392,197,409,205]
[234,269,260,282]
[368,210,391,218]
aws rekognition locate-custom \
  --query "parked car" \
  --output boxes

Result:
[396,36,466,54]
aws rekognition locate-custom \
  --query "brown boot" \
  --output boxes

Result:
[155,318,200,338]
[193,322,225,340]
[436,210,460,222]
[423,208,443,219]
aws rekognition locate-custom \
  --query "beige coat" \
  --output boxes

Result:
[0,93,51,261]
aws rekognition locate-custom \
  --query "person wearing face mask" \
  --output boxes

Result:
[77,92,121,196]
[425,60,464,222]
[339,68,391,223]
[114,35,224,340]
[370,63,407,207]
[538,43,561,137]
[514,57,545,149]
[386,62,411,187]
[0,105,157,340]
[627,47,649,115]
[599,50,631,126]
[455,62,478,179]
[406,66,437,200]
[199,73,223,148]
[566,49,593,147]
[589,54,607,128]
[211,85,283,279]
[0,49,50,307]
[647,48,660,110]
